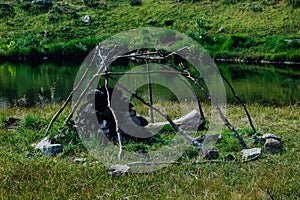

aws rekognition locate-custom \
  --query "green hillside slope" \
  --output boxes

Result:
[0,0,299,63]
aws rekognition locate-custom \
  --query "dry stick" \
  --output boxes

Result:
[146,60,154,123]
[127,160,225,166]
[158,63,206,123]
[108,75,215,158]
[64,44,118,125]
[44,45,100,136]
[220,72,256,133]
[103,70,124,159]
[179,63,248,149]
[266,190,275,200]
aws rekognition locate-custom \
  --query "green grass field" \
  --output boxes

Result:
[0,103,299,199]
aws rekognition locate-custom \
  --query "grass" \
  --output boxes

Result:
[0,102,299,199]
[0,0,299,63]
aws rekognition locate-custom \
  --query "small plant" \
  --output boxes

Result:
[24,115,41,130]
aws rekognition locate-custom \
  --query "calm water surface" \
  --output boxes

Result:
[0,62,299,107]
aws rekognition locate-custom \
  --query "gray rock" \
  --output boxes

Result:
[204,150,219,160]
[218,26,225,33]
[33,136,51,150]
[224,154,235,161]
[241,148,262,161]
[33,136,63,155]
[108,164,131,176]
[74,158,87,163]
[42,144,63,155]
[195,134,222,144]
[264,138,283,154]
[261,133,281,144]
[252,135,260,144]
[83,15,90,23]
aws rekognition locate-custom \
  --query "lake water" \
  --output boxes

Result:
[0,62,299,107]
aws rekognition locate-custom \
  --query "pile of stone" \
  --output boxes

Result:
[241,133,283,161]
[74,87,149,142]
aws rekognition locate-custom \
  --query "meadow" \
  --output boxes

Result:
[0,103,299,199]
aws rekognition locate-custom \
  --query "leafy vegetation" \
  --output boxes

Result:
[0,0,299,63]
[0,103,299,199]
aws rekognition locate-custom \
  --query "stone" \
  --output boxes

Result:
[195,134,222,145]
[252,135,260,144]
[108,164,131,176]
[261,133,281,144]
[241,148,262,161]
[33,136,52,150]
[218,26,225,33]
[42,144,63,155]
[74,158,87,163]
[83,15,90,23]
[33,136,63,155]
[224,154,235,161]
[264,138,283,154]
[204,150,219,160]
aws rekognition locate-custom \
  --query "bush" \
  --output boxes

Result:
[221,34,256,51]
[285,0,300,8]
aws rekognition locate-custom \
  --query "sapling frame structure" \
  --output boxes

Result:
[44,29,256,161]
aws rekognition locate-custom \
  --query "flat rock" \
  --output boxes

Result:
[33,136,52,150]
[42,144,63,155]
[74,158,87,163]
[108,164,131,176]
[195,134,222,144]
[264,138,283,154]
[241,148,262,161]
[261,133,281,144]
[33,136,63,155]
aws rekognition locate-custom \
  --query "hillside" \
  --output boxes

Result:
[0,0,299,63]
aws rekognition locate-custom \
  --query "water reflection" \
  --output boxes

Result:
[0,62,299,107]
[0,62,78,106]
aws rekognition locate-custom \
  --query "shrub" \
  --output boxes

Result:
[285,0,300,8]
[221,34,256,51]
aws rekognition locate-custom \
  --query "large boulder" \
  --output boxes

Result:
[264,138,283,154]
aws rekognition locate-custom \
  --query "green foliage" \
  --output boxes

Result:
[285,0,300,8]
[24,115,42,130]
[0,104,299,199]
[221,34,257,52]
